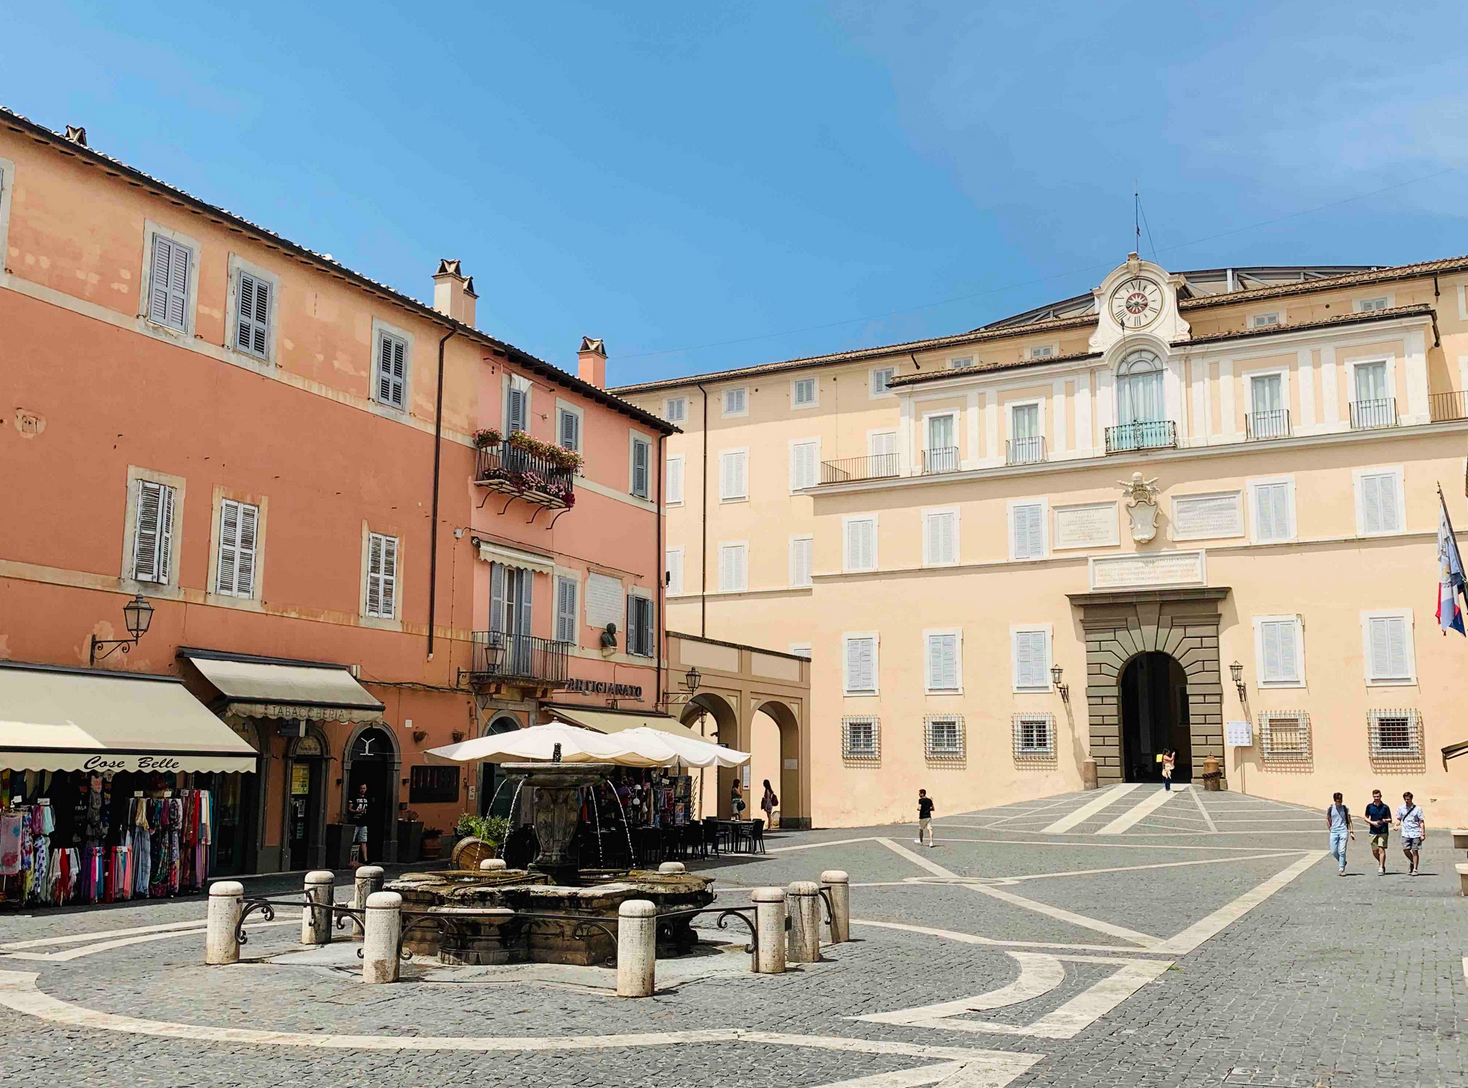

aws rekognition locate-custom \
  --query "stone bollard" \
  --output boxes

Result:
[1081,758,1099,791]
[820,870,850,944]
[480,858,507,872]
[786,880,822,964]
[616,899,658,998]
[352,866,385,939]
[302,870,335,946]
[362,891,403,984]
[657,861,686,875]
[751,886,787,974]
[205,881,244,965]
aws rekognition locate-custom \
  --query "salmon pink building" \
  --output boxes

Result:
[0,108,676,878]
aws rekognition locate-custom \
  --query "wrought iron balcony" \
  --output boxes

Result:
[1104,420,1177,454]
[1429,390,1468,422]
[474,442,576,510]
[820,454,901,484]
[469,631,571,687]
[922,446,960,475]
[1246,409,1291,440]
[1006,436,1047,466]
[1350,398,1397,431]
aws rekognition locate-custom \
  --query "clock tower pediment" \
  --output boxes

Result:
[1089,254,1190,355]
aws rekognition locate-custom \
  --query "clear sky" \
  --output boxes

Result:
[7,2,1467,383]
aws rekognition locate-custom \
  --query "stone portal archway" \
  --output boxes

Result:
[1068,587,1228,789]
[681,693,740,817]
[755,700,803,829]
[341,721,401,864]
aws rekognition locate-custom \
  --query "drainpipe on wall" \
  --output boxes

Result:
[427,326,457,661]
[656,431,666,710]
[695,382,709,638]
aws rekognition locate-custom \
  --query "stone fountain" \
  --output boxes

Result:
[385,748,715,966]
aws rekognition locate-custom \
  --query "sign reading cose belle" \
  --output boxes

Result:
[82,754,183,773]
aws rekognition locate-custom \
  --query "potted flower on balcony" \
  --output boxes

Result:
[472,428,503,450]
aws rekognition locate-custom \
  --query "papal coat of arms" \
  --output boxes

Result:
[1118,472,1160,544]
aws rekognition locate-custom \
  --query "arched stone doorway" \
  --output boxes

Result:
[481,713,523,817]
[755,700,804,828]
[680,693,739,817]
[342,724,400,863]
[1119,652,1192,783]
[283,724,330,871]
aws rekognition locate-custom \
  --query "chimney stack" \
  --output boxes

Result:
[578,336,607,389]
[431,259,477,327]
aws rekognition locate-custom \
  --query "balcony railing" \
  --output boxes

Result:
[821,454,901,484]
[474,442,576,509]
[1429,390,1468,422]
[470,630,571,686]
[1246,409,1291,440]
[1006,436,1047,466]
[1350,398,1397,431]
[1104,420,1178,454]
[922,446,960,475]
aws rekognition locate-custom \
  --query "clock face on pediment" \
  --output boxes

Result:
[1109,277,1164,330]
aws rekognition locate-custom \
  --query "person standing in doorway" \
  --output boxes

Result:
[1396,792,1426,876]
[729,780,745,818]
[760,779,778,829]
[348,783,371,865]
[1325,792,1353,876]
[1160,750,1176,791]
[916,789,935,848]
[1363,789,1393,875]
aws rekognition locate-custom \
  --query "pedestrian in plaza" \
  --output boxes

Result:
[760,779,779,829]
[348,783,371,865]
[916,789,935,848]
[730,780,745,817]
[1363,789,1393,875]
[1325,791,1353,875]
[1395,791,1427,876]
[1160,749,1176,792]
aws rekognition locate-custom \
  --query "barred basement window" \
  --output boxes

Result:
[1012,713,1055,758]
[1368,709,1421,758]
[924,715,964,760]
[1260,711,1311,760]
[842,716,880,760]
[408,765,460,803]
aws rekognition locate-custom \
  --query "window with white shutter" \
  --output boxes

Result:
[215,499,260,597]
[719,449,748,502]
[665,548,684,595]
[843,516,878,572]
[630,435,651,498]
[1011,626,1050,691]
[131,479,176,584]
[924,508,958,566]
[722,387,747,417]
[719,543,747,592]
[148,234,192,331]
[365,532,399,618]
[1355,468,1403,535]
[664,397,687,423]
[789,536,813,588]
[376,331,409,410]
[789,440,819,491]
[557,407,581,452]
[1362,610,1414,684]
[1009,501,1046,560]
[925,630,961,694]
[870,367,895,396]
[1254,615,1304,686]
[555,575,578,643]
[792,378,817,407]
[842,635,878,695]
[1249,478,1294,543]
[666,455,685,505]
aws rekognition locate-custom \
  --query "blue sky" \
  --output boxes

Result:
[7,2,1467,383]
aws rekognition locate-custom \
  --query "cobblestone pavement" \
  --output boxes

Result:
[1,786,1463,1087]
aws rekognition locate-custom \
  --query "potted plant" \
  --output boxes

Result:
[421,826,445,858]
[472,428,502,449]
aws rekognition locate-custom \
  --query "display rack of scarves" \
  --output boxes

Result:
[0,801,56,906]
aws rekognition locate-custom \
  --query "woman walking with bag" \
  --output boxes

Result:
[1160,750,1176,792]
[760,779,779,829]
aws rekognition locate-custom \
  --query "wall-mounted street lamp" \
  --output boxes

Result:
[1230,660,1246,701]
[1050,663,1068,702]
[89,594,154,666]
[681,667,702,697]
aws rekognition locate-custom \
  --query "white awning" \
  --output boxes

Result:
[544,705,707,743]
[181,650,384,723]
[476,540,556,576]
[0,662,259,774]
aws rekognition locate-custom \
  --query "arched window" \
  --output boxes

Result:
[1116,349,1164,424]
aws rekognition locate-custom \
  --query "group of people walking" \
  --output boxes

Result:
[1326,790,1427,876]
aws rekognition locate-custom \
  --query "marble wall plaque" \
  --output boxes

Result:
[1089,550,1206,590]
[1171,491,1244,540]
[585,572,624,631]
[1053,501,1119,549]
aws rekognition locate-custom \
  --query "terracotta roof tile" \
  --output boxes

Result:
[1177,256,1468,310]
[1177,303,1434,346]
[890,350,1102,387]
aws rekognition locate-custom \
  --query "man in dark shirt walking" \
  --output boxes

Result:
[916,789,935,848]
[1363,789,1392,875]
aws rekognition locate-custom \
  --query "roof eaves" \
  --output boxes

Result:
[1174,304,1434,347]
[890,350,1102,387]
[0,105,675,436]
[1177,256,1468,311]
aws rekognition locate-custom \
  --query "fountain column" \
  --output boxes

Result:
[363,891,403,984]
[352,865,385,939]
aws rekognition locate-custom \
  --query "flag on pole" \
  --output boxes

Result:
[1436,488,1466,636]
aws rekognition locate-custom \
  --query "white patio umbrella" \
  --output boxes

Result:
[424,722,667,767]
[617,725,751,769]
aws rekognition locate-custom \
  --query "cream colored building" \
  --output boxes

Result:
[616,255,1468,827]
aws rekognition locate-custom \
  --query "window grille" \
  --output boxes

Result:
[1368,709,1420,758]
[1260,711,1310,760]
[1012,713,1055,758]
[841,716,880,760]
[924,715,964,760]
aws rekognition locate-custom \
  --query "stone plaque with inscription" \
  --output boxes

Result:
[585,572,624,630]
[1089,550,1206,590]
[1053,502,1119,549]
[1171,492,1243,540]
